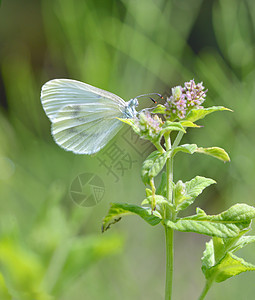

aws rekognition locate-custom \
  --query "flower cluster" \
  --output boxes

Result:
[135,112,163,142]
[165,79,207,120]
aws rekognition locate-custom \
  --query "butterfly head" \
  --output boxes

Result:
[124,98,139,118]
[124,93,162,119]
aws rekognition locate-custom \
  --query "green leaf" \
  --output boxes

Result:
[161,121,186,134]
[201,239,215,270]
[172,144,198,156]
[228,235,255,253]
[145,188,152,197]
[196,147,230,162]
[102,203,162,232]
[175,176,216,211]
[141,195,168,206]
[118,118,140,135]
[202,229,255,284]
[173,180,187,206]
[203,252,255,283]
[211,232,248,264]
[186,106,232,122]
[117,117,134,126]
[165,204,255,238]
[141,150,169,184]
[157,172,167,198]
[152,104,167,114]
[180,120,201,128]
[141,195,169,218]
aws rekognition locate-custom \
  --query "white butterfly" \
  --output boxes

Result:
[41,79,140,154]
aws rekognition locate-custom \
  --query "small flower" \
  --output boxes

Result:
[165,79,207,120]
[135,111,163,142]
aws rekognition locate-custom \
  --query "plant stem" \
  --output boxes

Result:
[166,156,173,203]
[165,134,173,204]
[198,279,213,300]
[172,131,184,148]
[164,133,174,300]
[155,141,165,153]
[165,226,174,300]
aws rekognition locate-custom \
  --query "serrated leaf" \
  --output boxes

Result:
[196,207,207,216]
[184,176,216,199]
[141,150,169,185]
[211,230,250,263]
[203,252,255,283]
[152,104,167,114]
[180,120,201,128]
[102,203,162,232]
[172,144,197,156]
[141,195,168,206]
[212,236,234,263]
[161,121,186,134]
[165,204,255,238]
[202,229,255,284]
[186,106,232,122]
[175,176,216,211]
[196,147,230,162]
[228,235,255,253]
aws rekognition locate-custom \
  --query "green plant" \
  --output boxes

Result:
[102,79,255,299]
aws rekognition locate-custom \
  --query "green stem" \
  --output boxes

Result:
[198,279,214,300]
[165,134,173,204]
[164,226,174,300]
[164,133,174,300]
[172,131,184,148]
[154,141,165,153]
[164,131,184,300]
[166,156,173,203]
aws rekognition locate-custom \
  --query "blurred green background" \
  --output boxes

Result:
[0,0,255,299]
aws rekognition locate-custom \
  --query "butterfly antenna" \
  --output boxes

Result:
[136,93,163,99]
[136,93,163,104]
[149,97,157,104]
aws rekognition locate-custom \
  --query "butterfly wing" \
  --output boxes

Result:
[41,79,127,121]
[41,79,127,154]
